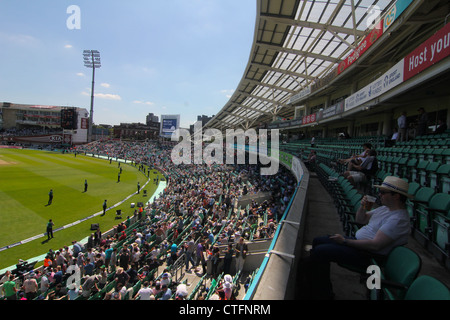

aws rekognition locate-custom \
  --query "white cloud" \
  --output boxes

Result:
[0,31,40,47]
[81,91,121,100]
[64,44,73,49]
[76,72,85,77]
[133,100,154,106]
[100,83,110,88]
[95,93,121,100]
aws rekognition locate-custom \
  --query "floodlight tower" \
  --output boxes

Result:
[83,50,101,142]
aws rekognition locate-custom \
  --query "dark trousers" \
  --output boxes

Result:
[47,228,53,239]
[299,235,371,299]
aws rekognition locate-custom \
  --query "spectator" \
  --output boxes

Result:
[397,111,407,142]
[185,236,196,272]
[84,258,95,276]
[416,107,428,136]
[343,149,378,185]
[302,176,412,299]
[114,267,130,288]
[0,270,11,285]
[81,275,100,298]
[67,283,80,300]
[235,237,248,277]
[2,274,17,300]
[338,143,372,168]
[22,273,38,300]
[159,284,172,300]
[223,243,234,275]
[40,272,50,294]
[136,281,152,300]
[72,240,82,258]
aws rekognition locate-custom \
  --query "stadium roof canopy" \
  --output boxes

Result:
[205,0,399,131]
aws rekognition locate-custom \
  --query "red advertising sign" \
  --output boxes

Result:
[404,23,450,81]
[337,20,384,75]
[302,113,316,125]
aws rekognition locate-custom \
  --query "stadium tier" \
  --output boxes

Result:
[1,0,450,303]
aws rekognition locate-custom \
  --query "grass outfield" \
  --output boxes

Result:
[0,148,159,270]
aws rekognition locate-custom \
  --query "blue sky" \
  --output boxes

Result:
[0,1,256,128]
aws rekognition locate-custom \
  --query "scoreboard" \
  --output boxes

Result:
[61,108,78,130]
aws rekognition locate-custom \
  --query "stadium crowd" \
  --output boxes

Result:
[0,139,296,300]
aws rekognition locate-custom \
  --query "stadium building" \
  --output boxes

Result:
[0,102,89,145]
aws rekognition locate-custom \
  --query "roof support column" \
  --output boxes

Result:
[381,111,393,137]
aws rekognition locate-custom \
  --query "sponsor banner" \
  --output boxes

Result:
[345,60,404,111]
[162,118,178,134]
[12,134,64,144]
[338,20,384,75]
[384,0,414,31]
[302,113,317,125]
[404,22,450,81]
[288,85,311,105]
[322,101,345,119]
[267,118,302,129]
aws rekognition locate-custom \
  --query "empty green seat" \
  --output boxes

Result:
[430,164,450,193]
[405,182,421,221]
[429,193,450,258]
[410,187,436,237]
[373,246,422,300]
[403,275,450,300]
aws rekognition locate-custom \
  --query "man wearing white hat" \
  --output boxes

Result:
[303,176,413,299]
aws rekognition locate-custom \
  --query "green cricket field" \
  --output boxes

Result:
[0,148,159,270]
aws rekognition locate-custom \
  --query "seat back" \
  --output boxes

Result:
[404,275,450,300]
[414,187,436,235]
[429,193,450,212]
[430,193,450,253]
[406,182,421,220]
[436,164,450,193]
[383,246,421,300]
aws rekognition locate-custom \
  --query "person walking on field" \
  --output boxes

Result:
[47,219,54,240]
[48,189,53,205]
[102,200,107,216]
[84,179,88,192]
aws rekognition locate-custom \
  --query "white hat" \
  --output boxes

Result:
[224,274,233,283]
[374,176,413,199]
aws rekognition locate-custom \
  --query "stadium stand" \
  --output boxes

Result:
[0,140,296,300]
[1,0,450,302]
